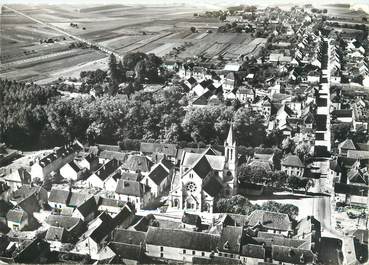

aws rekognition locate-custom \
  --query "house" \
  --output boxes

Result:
[45,226,68,248]
[75,212,117,260]
[31,141,83,181]
[145,227,220,262]
[13,238,50,263]
[17,193,41,217]
[77,153,99,171]
[48,189,70,209]
[223,72,237,93]
[181,212,202,231]
[240,244,266,264]
[184,77,198,89]
[6,209,28,231]
[334,183,368,207]
[3,168,31,191]
[246,210,293,236]
[236,87,255,103]
[97,197,127,216]
[281,155,305,177]
[60,161,85,181]
[86,159,120,190]
[332,109,353,123]
[122,155,153,174]
[72,195,97,222]
[45,214,86,243]
[338,139,356,156]
[115,180,151,210]
[140,142,178,162]
[347,161,368,186]
[112,228,146,246]
[104,242,144,265]
[9,184,48,206]
[217,226,244,259]
[346,150,369,160]
[141,161,172,197]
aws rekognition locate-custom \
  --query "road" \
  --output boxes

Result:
[311,39,358,265]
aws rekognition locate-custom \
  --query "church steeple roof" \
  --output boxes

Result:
[226,124,236,146]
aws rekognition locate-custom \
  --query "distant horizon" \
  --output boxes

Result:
[1,0,368,6]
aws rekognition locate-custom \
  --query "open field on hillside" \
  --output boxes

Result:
[1,3,258,82]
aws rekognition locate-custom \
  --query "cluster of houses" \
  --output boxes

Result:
[0,192,324,265]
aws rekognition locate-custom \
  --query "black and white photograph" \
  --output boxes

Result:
[0,0,368,264]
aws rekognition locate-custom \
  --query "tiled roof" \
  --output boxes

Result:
[271,245,315,264]
[241,244,265,259]
[146,227,220,252]
[338,139,356,151]
[98,197,126,208]
[140,142,177,157]
[18,193,40,215]
[68,192,90,208]
[123,155,153,173]
[10,185,41,203]
[112,229,146,245]
[148,164,169,185]
[218,226,243,254]
[7,209,26,223]
[45,226,66,242]
[182,212,201,226]
[347,150,369,160]
[121,172,142,181]
[48,189,70,204]
[334,183,368,196]
[93,159,120,181]
[46,215,81,230]
[202,171,223,197]
[115,180,150,197]
[108,242,143,261]
[76,196,97,218]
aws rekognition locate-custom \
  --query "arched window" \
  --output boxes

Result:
[174,199,179,208]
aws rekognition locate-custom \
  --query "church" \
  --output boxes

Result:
[169,125,238,213]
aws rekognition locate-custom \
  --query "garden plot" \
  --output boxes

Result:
[223,38,267,59]
[147,43,176,57]
[202,43,230,59]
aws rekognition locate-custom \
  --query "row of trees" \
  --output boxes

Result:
[237,163,313,192]
[216,195,299,219]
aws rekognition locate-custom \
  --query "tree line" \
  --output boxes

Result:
[0,79,268,150]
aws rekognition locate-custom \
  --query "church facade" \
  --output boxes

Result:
[169,125,238,213]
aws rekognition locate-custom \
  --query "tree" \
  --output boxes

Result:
[144,53,163,82]
[281,137,294,154]
[190,26,196,33]
[134,60,146,83]
[181,106,222,144]
[279,204,299,219]
[108,53,119,83]
[295,142,311,163]
[123,52,147,70]
[287,176,304,192]
[238,164,269,185]
[233,107,266,147]
[215,195,258,215]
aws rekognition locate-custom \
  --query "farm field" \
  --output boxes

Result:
[1,3,260,82]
